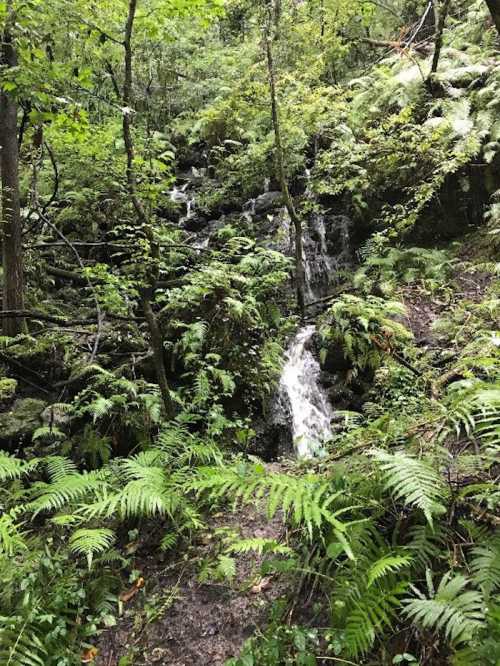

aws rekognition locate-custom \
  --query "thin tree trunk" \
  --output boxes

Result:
[0,2,25,336]
[429,0,451,78]
[484,0,500,35]
[264,3,306,319]
[122,0,174,418]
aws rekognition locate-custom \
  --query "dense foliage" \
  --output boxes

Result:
[0,0,499,664]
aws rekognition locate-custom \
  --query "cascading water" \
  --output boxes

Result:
[272,194,353,457]
[169,183,196,222]
[279,325,333,458]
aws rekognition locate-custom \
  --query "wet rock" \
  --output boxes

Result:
[319,344,352,373]
[253,191,284,215]
[41,403,72,427]
[180,214,207,232]
[0,398,47,449]
[249,420,292,461]
[249,394,293,461]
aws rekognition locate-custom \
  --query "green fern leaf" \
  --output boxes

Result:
[69,527,115,569]
[404,572,485,645]
[370,449,448,525]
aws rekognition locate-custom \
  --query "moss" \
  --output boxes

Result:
[0,378,18,401]
[0,398,47,446]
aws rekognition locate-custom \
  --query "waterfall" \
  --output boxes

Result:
[279,325,333,458]
[303,213,352,303]
[169,183,196,222]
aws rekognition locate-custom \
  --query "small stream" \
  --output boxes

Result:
[277,211,352,457]
[168,176,349,459]
[278,325,333,458]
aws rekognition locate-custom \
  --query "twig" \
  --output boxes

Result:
[317,658,361,665]
[371,335,422,376]
[47,265,87,285]
[41,141,59,217]
[39,215,103,361]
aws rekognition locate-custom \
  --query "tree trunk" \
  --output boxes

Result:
[0,3,25,337]
[429,0,452,78]
[485,0,500,35]
[264,3,306,319]
[122,0,174,418]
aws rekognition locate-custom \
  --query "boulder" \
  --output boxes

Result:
[41,404,72,427]
[253,191,284,215]
[0,398,47,449]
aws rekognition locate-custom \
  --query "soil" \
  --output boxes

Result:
[96,504,288,666]
[401,268,493,345]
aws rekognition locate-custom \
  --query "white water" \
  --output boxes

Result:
[279,325,333,458]
[169,183,196,221]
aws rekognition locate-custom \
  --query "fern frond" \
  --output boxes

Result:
[227,537,291,556]
[216,554,236,580]
[0,453,40,482]
[0,619,47,666]
[345,580,408,656]
[370,449,448,525]
[0,514,27,556]
[194,465,349,535]
[404,572,485,645]
[69,528,115,569]
[367,553,412,587]
[28,471,106,516]
[44,456,78,482]
[470,535,500,599]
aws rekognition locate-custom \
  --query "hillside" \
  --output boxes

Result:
[0,1,499,665]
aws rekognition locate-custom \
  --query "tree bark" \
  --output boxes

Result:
[484,0,500,35]
[122,0,174,418]
[429,0,452,78]
[264,3,306,319]
[0,2,25,336]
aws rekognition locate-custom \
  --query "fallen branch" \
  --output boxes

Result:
[0,310,143,326]
[47,265,87,285]
[371,335,422,376]
[360,37,404,49]
[0,351,53,394]
[304,283,352,309]
[39,215,103,361]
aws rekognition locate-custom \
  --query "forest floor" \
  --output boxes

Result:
[97,500,289,665]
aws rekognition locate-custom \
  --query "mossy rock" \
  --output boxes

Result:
[0,398,47,448]
[0,378,18,402]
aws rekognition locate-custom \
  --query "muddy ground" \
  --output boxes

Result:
[96,504,289,666]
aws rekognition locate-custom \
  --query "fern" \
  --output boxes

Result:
[0,454,40,482]
[0,620,47,666]
[28,471,107,516]
[193,464,356,550]
[0,514,27,556]
[367,553,412,587]
[31,426,65,442]
[44,456,78,482]
[404,523,447,567]
[69,528,115,569]
[404,572,486,645]
[344,580,408,656]
[442,380,500,447]
[227,537,291,556]
[370,449,448,525]
[470,535,500,599]
[216,554,236,580]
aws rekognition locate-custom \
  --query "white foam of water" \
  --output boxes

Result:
[279,325,333,457]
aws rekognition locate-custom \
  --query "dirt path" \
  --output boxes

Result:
[96,507,288,665]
